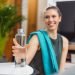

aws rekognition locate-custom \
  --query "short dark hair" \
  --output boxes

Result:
[45,6,62,17]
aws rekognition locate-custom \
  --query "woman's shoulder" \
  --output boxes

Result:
[29,34,38,42]
[58,34,68,43]
[61,35,69,43]
[61,35,69,49]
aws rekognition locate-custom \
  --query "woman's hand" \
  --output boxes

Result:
[12,38,27,63]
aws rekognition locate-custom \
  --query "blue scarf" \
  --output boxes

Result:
[27,30,59,75]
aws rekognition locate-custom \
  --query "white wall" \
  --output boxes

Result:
[37,0,47,30]
[57,0,75,2]
[21,0,28,36]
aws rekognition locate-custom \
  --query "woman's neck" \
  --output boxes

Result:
[47,30,57,40]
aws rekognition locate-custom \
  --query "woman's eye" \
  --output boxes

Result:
[52,15,56,18]
[44,16,50,19]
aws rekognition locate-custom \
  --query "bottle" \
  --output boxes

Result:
[15,28,26,46]
[15,28,26,67]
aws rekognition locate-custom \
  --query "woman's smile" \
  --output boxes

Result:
[47,21,56,26]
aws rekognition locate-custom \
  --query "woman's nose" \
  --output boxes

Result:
[49,17,53,21]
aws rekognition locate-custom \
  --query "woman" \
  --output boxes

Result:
[12,6,68,75]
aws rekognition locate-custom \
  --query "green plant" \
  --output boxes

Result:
[0,5,24,37]
[0,1,25,57]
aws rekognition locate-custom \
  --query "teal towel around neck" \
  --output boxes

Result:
[27,30,59,75]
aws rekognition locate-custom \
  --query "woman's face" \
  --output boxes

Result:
[44,9,61,31]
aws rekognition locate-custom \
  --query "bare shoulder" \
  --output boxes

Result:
[61,35,69,49]
[61,35,69,44]
[29,35,39,45]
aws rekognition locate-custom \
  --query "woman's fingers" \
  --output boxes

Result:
[12,49,19,53]
[12,44,29,51]
[13,38,20,46]
[12,46,23,50]
[13,38,29,50]
[12,49,26,59]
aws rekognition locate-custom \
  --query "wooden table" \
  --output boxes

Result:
[69,42,75,50]
[67,42,75,62]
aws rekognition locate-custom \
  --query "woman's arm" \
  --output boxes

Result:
[59,36,69,72]
[26,35,39,64]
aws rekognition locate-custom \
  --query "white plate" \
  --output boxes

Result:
[0,63,33,75]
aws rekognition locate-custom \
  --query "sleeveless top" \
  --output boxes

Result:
[30,34,63,75]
